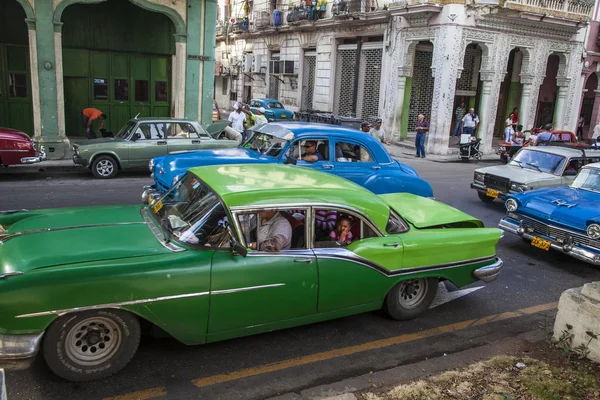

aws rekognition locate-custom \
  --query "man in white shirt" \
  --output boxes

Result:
[228,102,246,137]
[462,108,479,137]
[369,118,388,144]
[250,210,292,252]
[592,124,600,146]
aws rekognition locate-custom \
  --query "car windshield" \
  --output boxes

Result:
[509,149,566,175]
[242,132,288,157]
[268,102,284,109]
[150,174,231,247]
[115,121,136,138]
[570,167,600,194]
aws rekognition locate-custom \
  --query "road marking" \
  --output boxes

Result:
[103,387,167,400]
[429,283,484,309]
[104,301,558,399]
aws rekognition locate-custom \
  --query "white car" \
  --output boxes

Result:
[471,146,600,203]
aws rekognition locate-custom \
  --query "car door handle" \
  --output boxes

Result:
[192,140,201,144]
[323,164,334,169]
[157,141,167,145]
[384,242,399,247]
[293,258,313,263]
[371,165,381,170]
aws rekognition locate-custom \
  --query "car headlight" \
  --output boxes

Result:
[505,199,518,212]
[510,183,530,192]
[474,171,484,182]
[587,224,600,239]
[172,175,180,186]
[148,159,154,172]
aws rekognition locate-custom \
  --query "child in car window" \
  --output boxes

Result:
[329,216,353,245]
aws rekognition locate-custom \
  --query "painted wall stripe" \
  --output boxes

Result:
[103,387,166,400]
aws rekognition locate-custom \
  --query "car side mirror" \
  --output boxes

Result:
[131,132,141,142]
[284,155,297,165]
[230,239,248,257]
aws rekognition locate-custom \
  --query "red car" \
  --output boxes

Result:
[0,127,46,166]
[497,130,579,163]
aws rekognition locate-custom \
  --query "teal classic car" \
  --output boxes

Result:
[0,165,503,381]
[72,117,238,178]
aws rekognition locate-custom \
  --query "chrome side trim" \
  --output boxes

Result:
[0,221,145,244]
[16,292,211,319]
[212,283,285,295]
[0,272,24,280]
[140,208,185,252]
[0,209,28,215]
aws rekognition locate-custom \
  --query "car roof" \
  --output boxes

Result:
[131,117,199,123]
[251,122,394,163]
[520,146,600,158]
[583,162,600,169]
[253,98,281,103]
[189,164,391,228]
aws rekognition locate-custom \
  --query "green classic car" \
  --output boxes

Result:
[0,165,503,381]
[72,117,238,178]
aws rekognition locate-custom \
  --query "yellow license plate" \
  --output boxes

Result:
[281,114,287,118]
[531,236,551,251]
[152,200,163,213]
[486,189,499,198]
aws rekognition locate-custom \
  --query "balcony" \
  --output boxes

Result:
[503,0,594,21]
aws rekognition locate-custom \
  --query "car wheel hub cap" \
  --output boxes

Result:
[65,316,121,366]
[398,279,428,309]
[97,160,114,176]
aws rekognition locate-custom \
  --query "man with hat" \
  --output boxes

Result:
[370,118,388,144]
[228,102,246,138]
[255,107,268,123]
[361,121,373,135]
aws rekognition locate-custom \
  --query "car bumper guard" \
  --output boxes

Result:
[20,147,47,164]
[142,185,164,204]
[0,332,44,370]
[473,258,503,283]
[499,218,600,266]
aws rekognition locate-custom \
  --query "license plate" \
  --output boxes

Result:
[531,236,551,251]
[486,189,499,198]
[281,114,287,119]
[151,200,163,213]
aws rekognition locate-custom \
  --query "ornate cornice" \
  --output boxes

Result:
[475,15,579,41]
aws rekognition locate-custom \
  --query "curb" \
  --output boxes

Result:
[266,329,546,400]
[1,369,6,400]
[0,162,84,175]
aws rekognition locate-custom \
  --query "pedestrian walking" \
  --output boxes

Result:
[536,123,556,146]
[370,118,388,144]
[228,102,246,139]
[415,114,429,158]
[452,102,466,137]
[504,114,514,142]
[81,108,107,139]
[577,115,585,141]
[461,108,479,137]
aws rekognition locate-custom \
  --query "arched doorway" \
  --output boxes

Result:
[581,73,597,139]
[408,41,435,132]
[450,43,483,138]
[535,54,559,129]
[0,0,33,135]
[60,0,176,136]
[494,48,522,138]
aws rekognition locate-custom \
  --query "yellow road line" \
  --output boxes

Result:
[105,301,558,399]
[103,387,167,400]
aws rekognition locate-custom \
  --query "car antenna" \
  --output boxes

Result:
[134,112,141,119]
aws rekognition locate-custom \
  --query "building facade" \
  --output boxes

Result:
[579,0,600,140]
[0,0,217,159]
[215,0,594,154]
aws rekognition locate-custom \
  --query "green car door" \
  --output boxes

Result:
[127,122,169,168]
[162,122,206,153]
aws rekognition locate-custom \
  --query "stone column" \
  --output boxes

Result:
[200,0,218,125]
[54,22,66,138]
[185,0,202,120]
[589,89,600,140]
[25,18,41,139]
[553,77,570,130]
[476,73,494,153]
[519,74,535,130]
[173,37,187,118]
[391,73,408,142]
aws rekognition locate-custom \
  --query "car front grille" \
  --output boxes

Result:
[516,214,600,250]
[484,174,510,192]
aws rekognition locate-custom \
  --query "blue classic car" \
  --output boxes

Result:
[249,98,294,121]
[499,162,600,265]
[143,123,434,203]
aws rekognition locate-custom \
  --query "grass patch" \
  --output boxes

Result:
[361,356,600,400]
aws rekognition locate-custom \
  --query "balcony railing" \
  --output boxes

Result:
[504,0,594,19]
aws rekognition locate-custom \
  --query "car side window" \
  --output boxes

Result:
[236,209,306,252]
[564,158,584,175]
[176,203,231,249]
[136,124,151,140]
[151,123,166,139]
[335,141,373,162]
[251,101,261,107]
[313,208,378,248]
[287,139,329,161]
[165,123,199,139]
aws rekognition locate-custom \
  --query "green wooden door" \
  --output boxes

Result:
[0,44,33,135]
[64,77,89,137]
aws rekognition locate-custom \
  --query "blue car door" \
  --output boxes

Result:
[333,139,379,186]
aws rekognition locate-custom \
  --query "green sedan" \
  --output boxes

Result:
[0,164,503,381]
[72,117,237,178]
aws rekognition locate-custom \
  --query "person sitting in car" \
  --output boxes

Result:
[302,141,323,162]
[249,210,292,252]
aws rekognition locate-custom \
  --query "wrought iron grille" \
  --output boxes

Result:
[408,50,434,131]
[334,49,357,116]
[269,55,280,99]
[456,46,480,92]
[302,55,316,110]
[357,48,383,121]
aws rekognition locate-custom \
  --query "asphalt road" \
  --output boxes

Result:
[2,158,599,400]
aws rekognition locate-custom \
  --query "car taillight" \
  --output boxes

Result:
[16,141,33,150]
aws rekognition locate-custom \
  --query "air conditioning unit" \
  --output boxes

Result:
[229,56,240,66]
[269,59,280,74]
[280,60,295,74]
[243,54,254,73]
[252,54,264,73]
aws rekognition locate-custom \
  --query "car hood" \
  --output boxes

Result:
[154,147,274,183]
[511,187,600,227]
[379,193,483,228]
[0,206,170,274]
[476,165,557,184]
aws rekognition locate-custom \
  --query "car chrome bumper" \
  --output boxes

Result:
[0,332,44,370]
[20,147,47,164]
[72,154,88,167]
[499,219,600,266]
[142,185,164,204]
[473,258,503,283]
[470,182,508,200]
